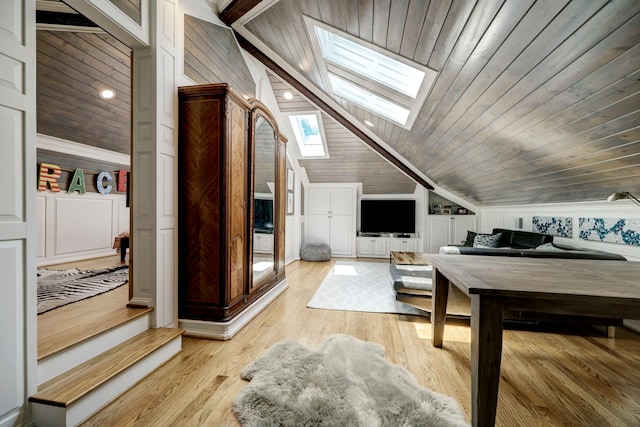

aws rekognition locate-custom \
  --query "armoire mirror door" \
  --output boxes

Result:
[251,114,277,286]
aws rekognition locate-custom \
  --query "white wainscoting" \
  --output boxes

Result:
[37,191,129,267]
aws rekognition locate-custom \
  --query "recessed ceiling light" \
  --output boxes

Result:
[283,91,293,100]
[364,120,374,127]
[100,89,115,99]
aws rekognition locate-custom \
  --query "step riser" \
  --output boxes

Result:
[38,314,151,384]
[31,336,182,427]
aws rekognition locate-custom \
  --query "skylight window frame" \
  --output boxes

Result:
[304,16,437,130]
[286,110,330,159]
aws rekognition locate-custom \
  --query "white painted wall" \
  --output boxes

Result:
[478,200,640,261]
[36,192,129,266]
[36,135,131,267]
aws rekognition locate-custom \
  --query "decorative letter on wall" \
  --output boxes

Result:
[67,169,86,194]
[38,163,62,192]
[117,170,129,192]
[96,171,113,194]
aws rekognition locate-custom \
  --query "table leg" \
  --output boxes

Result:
[470,294,503,427]
[431,268,449,348]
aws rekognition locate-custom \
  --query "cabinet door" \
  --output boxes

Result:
[329,188,353,215]
[452,216,476,245]
[227,99,249,302]
[329,214,352,255]
[357,237,373,256]
[427,216,451,253]
[308,214,331,246]
[308,188,331,214]
[389,239,402,252]
[404,239,418,252]
[372,238,388,255]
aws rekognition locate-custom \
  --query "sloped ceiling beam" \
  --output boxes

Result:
[219,1,433,191]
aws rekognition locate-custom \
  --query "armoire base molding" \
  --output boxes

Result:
[178,279,288,340]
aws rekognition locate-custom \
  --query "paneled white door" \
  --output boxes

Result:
[0,1,37,425]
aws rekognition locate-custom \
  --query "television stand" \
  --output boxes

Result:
[357,234,421,258]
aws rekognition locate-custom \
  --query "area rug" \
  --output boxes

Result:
[307,261,426,315]
[233,334,469,426]
[37,265,129,314]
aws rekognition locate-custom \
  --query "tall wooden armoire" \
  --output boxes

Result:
[177,84,287,336]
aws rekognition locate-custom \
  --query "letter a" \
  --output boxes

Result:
[67,169,86,194]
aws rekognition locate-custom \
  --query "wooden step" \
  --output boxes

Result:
[30,327,184,427]
[38,307,154,385]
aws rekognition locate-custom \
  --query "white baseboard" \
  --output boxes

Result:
[180,279,288,340]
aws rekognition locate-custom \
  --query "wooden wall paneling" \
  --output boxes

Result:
[397,0,430,59]
[108,0,142,25]
[460,101,640,186]
[441,40,640,181]
[36,30,131,155]
[424,0,618,158]
[415,0,541,161]
[325,0,347,31]
[445,103,640,193]
[234,0,640,204]
[385,0,409,53]
[245,1,322,87]
[423,0,477,72]
[444,7,640,171]
[37,149,128,194]
[356,0,373,43]
[409,0,535,156]
[413,0,453,65]
[398,0,503,161]
[371,0,390,47]
[183,15,255,98]
[343,0,359,36]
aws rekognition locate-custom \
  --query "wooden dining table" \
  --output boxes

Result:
[421,254,640,427]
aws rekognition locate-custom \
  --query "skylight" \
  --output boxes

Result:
[305,17,437,130]
[288,112,328,158]
[315,26,425,99]
[328,74,410,125]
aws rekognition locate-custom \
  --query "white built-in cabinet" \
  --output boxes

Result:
[254,232,274,254]
[356,235,421,258]
[357,237,388,257]
[390,237,419,252]
[427,215,477,253]
[307,186,356,256]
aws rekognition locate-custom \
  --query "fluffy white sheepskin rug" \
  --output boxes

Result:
[233,334,469,426]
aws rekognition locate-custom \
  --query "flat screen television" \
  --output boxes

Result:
[254,198,273,234]
[360,199,415,234]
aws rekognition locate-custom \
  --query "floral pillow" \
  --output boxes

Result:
[473,233,502,248]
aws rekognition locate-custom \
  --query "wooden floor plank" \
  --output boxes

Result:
[74,258,640,427]
[37,255,152,360]
[31,327,184,407]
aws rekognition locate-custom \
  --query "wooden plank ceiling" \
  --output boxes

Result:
[229,0,640,205]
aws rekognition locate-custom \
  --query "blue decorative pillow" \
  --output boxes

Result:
[473,233,502,248]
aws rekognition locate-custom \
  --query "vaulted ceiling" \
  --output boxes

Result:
[221,0,640,206]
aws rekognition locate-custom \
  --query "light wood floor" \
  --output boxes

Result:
[37,255,139,360]
[59,258,640,426]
